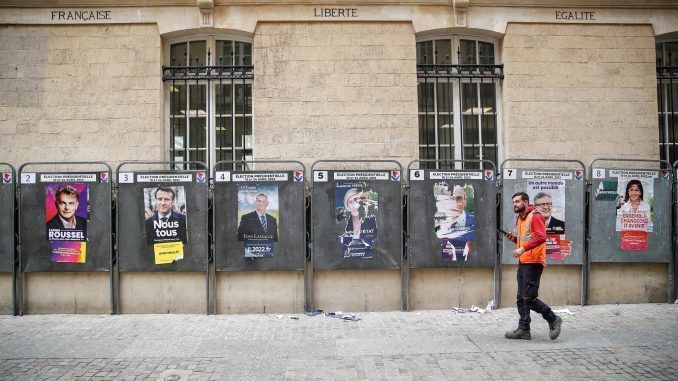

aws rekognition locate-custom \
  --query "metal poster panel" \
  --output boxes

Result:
[117,171,208,271]
[214,170,306,271]
[589,168,671,262]
[408,169,496,268]
[501,169,585,265]
[0,168,14,273]
[20,172,111,272]
[312,170,402,270]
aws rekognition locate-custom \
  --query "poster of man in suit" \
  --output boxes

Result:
[45,183,89,263]
[527,179,571,261]
[143,186,187,264]
[434,182,474,261]
[237,184,279,258]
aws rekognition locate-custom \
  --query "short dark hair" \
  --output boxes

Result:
[155,187,176,200]
[534,192,551,201]
[55,185,79,200]
[511,192,529,203]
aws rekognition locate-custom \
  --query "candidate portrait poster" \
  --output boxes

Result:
[527,179,571,261]
[335,181,378,259]
[236,183,279,258]
[143,186,188,264]
[434,182,474,261]
[615,177,654,251]
[45,183,88,263]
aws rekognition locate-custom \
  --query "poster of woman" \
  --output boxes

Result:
[615,178,653,250]
[335,182,378,259]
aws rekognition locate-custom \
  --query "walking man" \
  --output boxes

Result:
[503,192,562,340]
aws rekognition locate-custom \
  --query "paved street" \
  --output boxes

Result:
[0,303,677,380]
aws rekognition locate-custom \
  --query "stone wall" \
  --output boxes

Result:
[252,22,419,169]
[0,24,163,168]
[502,23,658,164]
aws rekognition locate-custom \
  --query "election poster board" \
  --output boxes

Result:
[408,168,496,268]
[501,168,585,265]
[213,170,305,271]
[117,171,208,271]
[589,168,671,263]
[312,170,402,270]
[0,168,15,273]
[20,172,111,272]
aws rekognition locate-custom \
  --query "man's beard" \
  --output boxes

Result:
[514,206,525,214]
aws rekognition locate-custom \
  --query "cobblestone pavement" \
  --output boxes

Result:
[0,303,677,380]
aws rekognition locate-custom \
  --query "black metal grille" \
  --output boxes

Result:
[417,60,503,170]
[657,61,678,164]
[162,51,254,171]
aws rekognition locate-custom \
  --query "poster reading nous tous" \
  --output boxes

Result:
[143,186,188,264]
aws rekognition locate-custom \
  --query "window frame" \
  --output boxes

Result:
[163,34,254,169]
[656,38,678,164]
[416,33,504,169]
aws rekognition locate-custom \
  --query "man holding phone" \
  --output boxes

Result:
[501,192,562,341]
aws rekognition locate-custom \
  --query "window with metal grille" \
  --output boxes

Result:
[162,37,253,170]
[657,40,678,164]
[416,37,503,169]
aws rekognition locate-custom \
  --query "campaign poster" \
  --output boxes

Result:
[615,177,653,251]
[335,182,378,259]
[143,186,188,264]
[236,183,279,258]
[434,182,474,261]
[527,180,571,261]
[45,183,88,263]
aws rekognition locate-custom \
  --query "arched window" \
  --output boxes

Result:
[417,35,503,169]
[163,36,253,169]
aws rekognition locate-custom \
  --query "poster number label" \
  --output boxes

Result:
[314,171,328,182]
[215,171,231,182]
[592,168,605,179]
[118,172,134,183]
[410,170,424,181]
[21,173,36,184]
[503,168,517,179]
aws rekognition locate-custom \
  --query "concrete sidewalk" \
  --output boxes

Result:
[0,303,677,380]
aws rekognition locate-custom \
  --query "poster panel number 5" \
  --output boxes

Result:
[314,171,328,182]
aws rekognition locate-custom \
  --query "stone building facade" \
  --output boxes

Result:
[0,1,676,313]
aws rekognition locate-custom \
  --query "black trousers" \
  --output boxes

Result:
[516,263,556,330]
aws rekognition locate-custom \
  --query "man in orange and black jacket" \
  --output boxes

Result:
[502,192,562,340]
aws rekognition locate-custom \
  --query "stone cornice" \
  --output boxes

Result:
[1,0,677,9]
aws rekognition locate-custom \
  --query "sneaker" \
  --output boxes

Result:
[549,315,562,340]
[504,328,531,340]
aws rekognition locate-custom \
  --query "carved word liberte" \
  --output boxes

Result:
[313,8,358,18]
